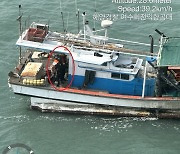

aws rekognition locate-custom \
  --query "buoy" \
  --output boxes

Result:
[23,79,27,85]
[22,79,46,86]
[41,79,45,82]
[37,80,41,86]
[33,80,37,86]
[41,79,45,85]
[29,80,33,85]
[26,79,30,85]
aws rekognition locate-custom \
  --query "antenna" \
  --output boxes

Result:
[61,12,65,32]
[17,5,23,37]
[82,12,86,41]
[66,12,69,32]
[77,9,80,33]
[60,0,65,33]
[17,5,23,64]
[75,0,80,33]
[93,0,97,31]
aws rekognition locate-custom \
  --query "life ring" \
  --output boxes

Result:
[2,143,34,154]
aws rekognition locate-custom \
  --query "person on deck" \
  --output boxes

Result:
[50,58,59,84]
[55,54,67,87]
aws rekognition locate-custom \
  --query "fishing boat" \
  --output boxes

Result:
[8,6,180,118]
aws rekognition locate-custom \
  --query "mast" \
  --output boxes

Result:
[17,5,23,64]
[93,0,97,31]
[77,9,80,33]
[61,12,65,33]
[66,12,69,32]
[82,12,86,41]
[75,0,80,33]
[60,0,65,33]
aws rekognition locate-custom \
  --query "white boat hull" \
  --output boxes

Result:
[9,83,180,108]
[8,83,180,118]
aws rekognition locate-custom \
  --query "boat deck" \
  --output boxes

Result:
[9,49,180,102]
[9,50,53,88]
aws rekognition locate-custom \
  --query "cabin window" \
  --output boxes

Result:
[111,73,129,80]
[102,62,107,66]
[94,52,103,57]
[37,25,44,29]
[37,25,49,31]
[111,73,120,79]
[121,74,129,80]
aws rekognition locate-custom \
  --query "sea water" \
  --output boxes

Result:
[0,0,180,153]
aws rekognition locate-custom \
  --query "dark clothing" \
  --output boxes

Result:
[53,54,68,86]
[55,62,66,86]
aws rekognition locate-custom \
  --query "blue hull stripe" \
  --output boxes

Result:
[68,75,155,96]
